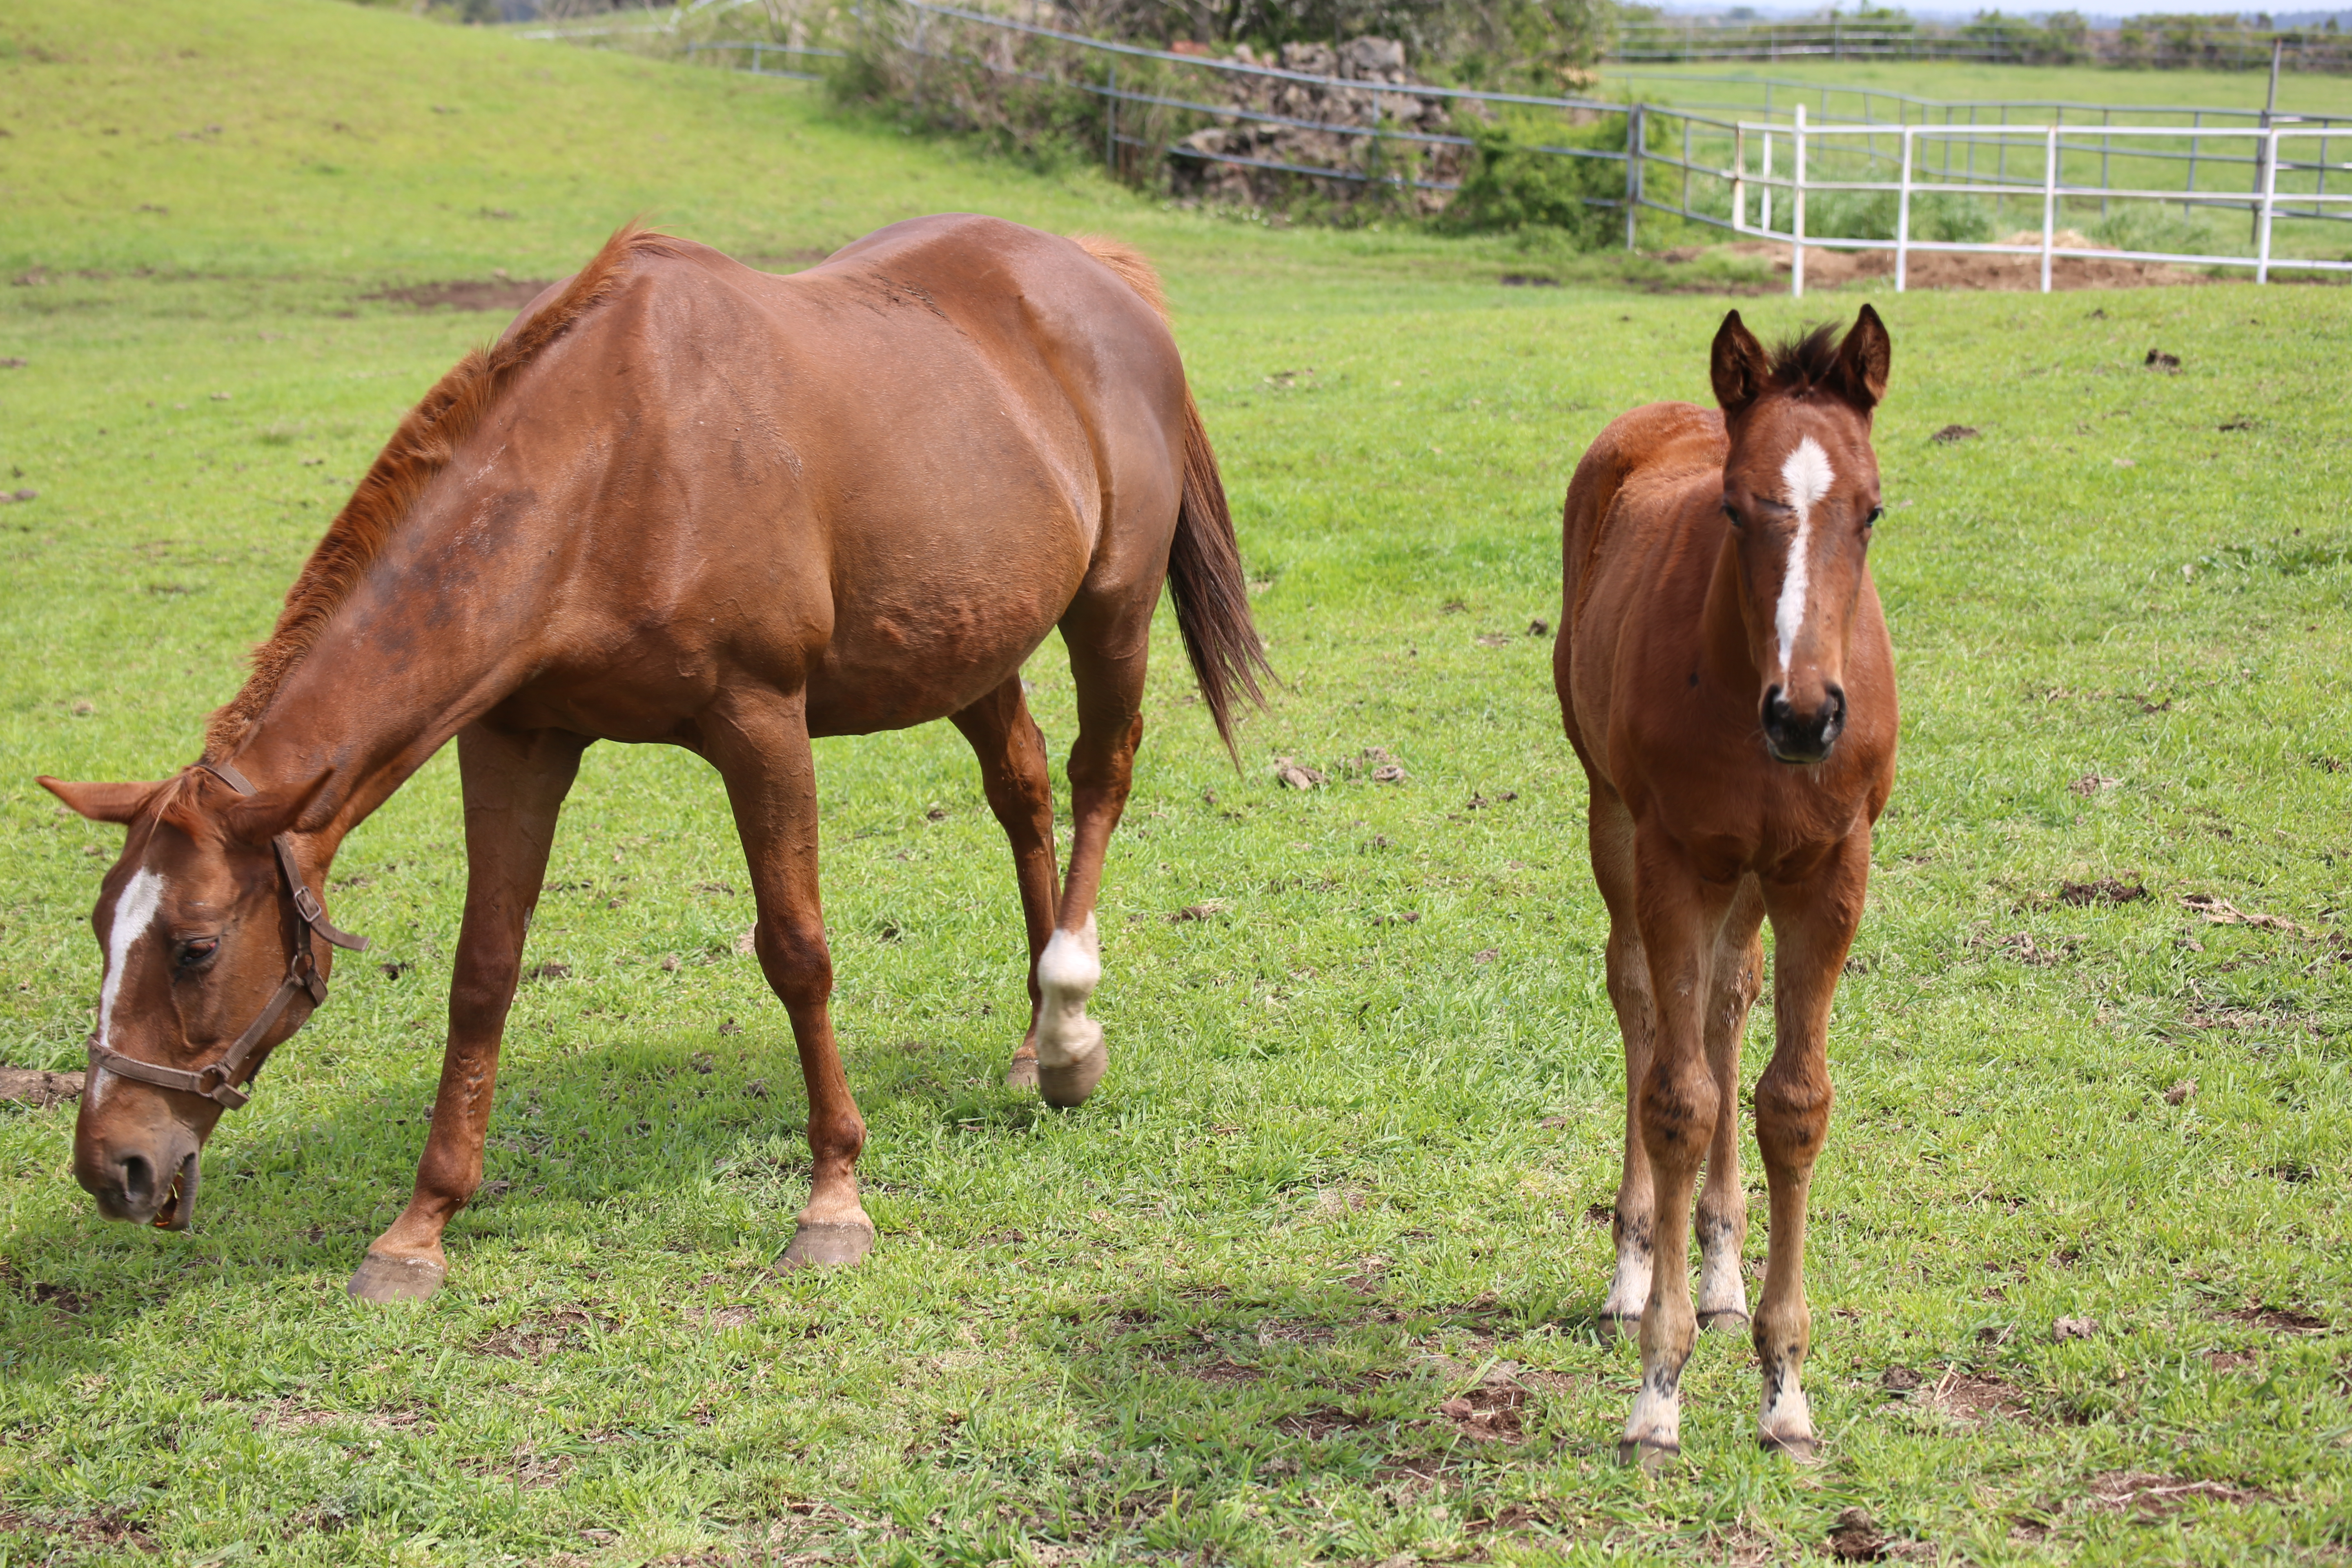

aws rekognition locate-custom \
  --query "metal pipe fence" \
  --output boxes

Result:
[542,1,2352,294]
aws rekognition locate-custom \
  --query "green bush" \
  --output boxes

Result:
[1799,188,1996,243]
[1439,116,1632,246]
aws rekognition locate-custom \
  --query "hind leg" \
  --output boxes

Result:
[1032,597,1149,1108]
[1696,880,1766,1332]
[951,677,1062,1091]
[1588,785,1656,1340]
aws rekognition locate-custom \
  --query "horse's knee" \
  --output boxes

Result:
[1639,1056,1721,1161]
[754,921,832,1008]
[1754,1067,1833,1164]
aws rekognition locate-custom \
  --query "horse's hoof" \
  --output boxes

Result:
[1761,1431,1822,1464]
[347,1253,446,1303]
[1698,1309,1751,1334]
[773,1217,875,1271]
[1617,1437,1680,1474]
[1003,1052,1039,1091]
[1598,1312,1640,1343]
[1037,1044,1107,1108]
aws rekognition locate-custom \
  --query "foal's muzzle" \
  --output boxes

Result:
[1762,683,1846,765]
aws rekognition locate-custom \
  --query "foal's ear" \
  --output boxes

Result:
[1829,303,1892,413]
[217,769,336,847]
[1710,310,1772,416]
[38,777,163,825]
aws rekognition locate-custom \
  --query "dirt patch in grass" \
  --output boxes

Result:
[1915,1368,2031,1423]
[2205,1348,2261,1372]
[471,1306,617,1361]
[2223,1305,2329,1335]
[0,1505,156,1551]
[0,1067,81,1109]
[364,278,553,312]
[462,1444,575,1490]
[687,1303,760,1331]
[2083,1470,2272,1515]
[2059,876,2146,906]
[1718,239,2208,292]
[1278,1406,1378,1439]
[1419,1354,1575,1444]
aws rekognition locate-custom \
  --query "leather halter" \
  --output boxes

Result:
[84,759,369,1111]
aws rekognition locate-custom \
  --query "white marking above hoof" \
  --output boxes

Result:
[1034,918,1102,1071]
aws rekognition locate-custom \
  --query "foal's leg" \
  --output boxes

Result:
[1588,785,1655,1339]
[1031,599,1148,1108]
[1696,881,1766,1331]
[349,723,588,1303]
[705,688,874,1269]
[1620,825,1737,1470]
[1751,832,1869,1459]
[951,677,1061,1091]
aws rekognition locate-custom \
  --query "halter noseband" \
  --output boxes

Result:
[85,758,369,1112]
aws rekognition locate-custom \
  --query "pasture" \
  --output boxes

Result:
[4,2,2350,1563]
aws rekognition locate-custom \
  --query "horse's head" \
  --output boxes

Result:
[1710,305,1891,766]
[36,766,351,1229]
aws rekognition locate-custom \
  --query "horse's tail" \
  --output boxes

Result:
[1072,234,1271,764]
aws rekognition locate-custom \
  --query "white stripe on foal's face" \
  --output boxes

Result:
[1773,436,1836,673]
[94,868,167,1106]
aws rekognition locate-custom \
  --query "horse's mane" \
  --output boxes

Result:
[1767,323,1845,395]
[1069,233,1169,325]
[204,222,688,758]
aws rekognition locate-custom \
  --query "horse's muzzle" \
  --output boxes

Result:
[80,1143,201,1230]
[1762,683,1846,765]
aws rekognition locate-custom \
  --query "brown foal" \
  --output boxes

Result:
[1553,307,1898,1465]
[42,216,1267,1301]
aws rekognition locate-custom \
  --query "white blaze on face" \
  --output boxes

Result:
[94,869,167,1102]
[1773,435,1836,674]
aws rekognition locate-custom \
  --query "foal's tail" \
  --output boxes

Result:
[1073,233,1271,763]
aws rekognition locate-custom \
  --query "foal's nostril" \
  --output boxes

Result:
[1762,685,1790,726]
[118,1154,155,1210]
[1824,684,1848,730]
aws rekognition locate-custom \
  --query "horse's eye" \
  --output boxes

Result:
[1865,506,1884,527]
[177,939,218,969]
[1722,502,1744,528]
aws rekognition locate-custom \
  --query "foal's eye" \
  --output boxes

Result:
[1722,502,1744,528]
[176,939,218,969]
[1865,506,1884,528]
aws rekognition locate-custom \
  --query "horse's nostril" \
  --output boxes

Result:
[1825,684,1848,727]
[118,1154,154,1208]
[1763,685,1789,724]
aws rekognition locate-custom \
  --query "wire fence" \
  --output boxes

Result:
[1607,18,2352,73]
[525,1,2352,293]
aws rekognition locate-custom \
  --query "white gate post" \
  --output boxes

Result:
[1733,124,1747,233]
[1896,124,1914,293]
[1761,128,1774,236]
[2257,125,2280,284]
[1792,102,1808,299]
[2040,122,2058,294]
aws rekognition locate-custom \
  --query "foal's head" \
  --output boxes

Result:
[1710,305,1891,766]
[37,770,330,1228]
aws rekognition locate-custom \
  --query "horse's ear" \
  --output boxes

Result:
[217,769,336,846]
[38,777,163,825]
[1710,310,1771,416]
[1830,303,1891,413]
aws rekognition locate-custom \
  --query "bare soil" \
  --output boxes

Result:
[1714,239,2207,292]
[365,278,553,312]
[0,1067,80,1109]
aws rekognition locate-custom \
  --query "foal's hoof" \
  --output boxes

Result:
[1617,1437,1681,1475]
[1697,1309,1751,1334]
[1003,1049,1039,1091]
[1760,1431,1822,1464]
[774,1217,875,1272]
[1037,1043,1107,1109]
[347,1252,446,1303]
[1598,1311,1640,1343]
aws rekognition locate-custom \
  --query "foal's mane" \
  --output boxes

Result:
[1765,323,1845,396]
[204,223,687,758]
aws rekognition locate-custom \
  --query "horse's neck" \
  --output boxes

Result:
[227,484,564,854]
[1698,525,1758,687]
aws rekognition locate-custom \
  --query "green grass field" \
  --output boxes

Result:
[4,3,2350,1564]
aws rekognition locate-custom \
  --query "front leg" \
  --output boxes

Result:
[1750,830,1869,1460]
[703,687,874,1270]
[349,723,587,1303]
[1620,826,1736,1470]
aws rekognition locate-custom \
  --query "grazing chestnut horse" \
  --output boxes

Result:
[40,216,1267,1302]
[1552,307,1897,1466]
